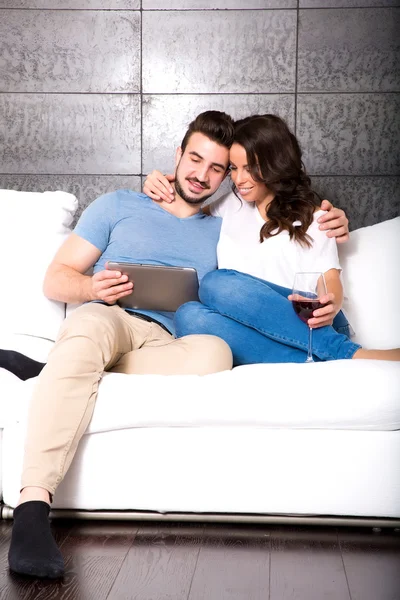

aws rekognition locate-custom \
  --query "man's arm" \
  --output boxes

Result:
[43,233,133,305]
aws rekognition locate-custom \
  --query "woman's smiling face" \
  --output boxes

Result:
[229,143,270,206]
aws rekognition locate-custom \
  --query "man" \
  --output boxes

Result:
[8,111,349,579]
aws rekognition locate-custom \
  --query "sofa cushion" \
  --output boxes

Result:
[6,360,400,433]
[91,361,400,433]
[3,425,400,515]
[339,216,400,349]
[0,367,25,429]
[0,190,77,341]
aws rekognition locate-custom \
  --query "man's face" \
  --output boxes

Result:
[174,132,229,205]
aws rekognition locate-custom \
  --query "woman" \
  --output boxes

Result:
[145,114,400,365]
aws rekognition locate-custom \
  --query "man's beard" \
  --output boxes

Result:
[174,172,214,206]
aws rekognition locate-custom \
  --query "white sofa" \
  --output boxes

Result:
[0,189,399,526]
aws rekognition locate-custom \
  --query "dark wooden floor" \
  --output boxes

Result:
[0,520,399,600]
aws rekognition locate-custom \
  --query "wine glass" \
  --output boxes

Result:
[292,272,327,363]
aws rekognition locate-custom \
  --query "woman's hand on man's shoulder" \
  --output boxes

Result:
[317,200,349,243]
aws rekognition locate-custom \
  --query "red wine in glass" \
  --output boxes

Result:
[292,299,325,324]
[292,272,327,363]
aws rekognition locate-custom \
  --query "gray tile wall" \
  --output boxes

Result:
[0,2,399,229]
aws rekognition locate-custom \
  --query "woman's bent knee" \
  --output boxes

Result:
[199,270,242,309]
[175,302,209,336]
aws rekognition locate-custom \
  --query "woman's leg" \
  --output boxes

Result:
[175,301,309,365]
[176,269,360,363]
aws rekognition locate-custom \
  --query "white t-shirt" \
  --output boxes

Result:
[210,192,341,289]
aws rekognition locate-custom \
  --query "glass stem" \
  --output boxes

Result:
[306,326,314,363]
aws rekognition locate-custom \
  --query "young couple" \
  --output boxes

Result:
[7,110,398,581]
[145,112,399,364]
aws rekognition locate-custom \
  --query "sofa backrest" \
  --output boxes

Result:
[0,189,77,342]
[339,216,400,350]
[1,188,398,351]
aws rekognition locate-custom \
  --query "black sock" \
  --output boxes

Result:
[0,349,45,381]
[8,501,65,579]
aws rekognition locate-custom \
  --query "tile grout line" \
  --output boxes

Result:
[1,91,398,95]
[140,0,143,179]
[0,6,397,11]
[1,173,398,178]
[294,0,299,137]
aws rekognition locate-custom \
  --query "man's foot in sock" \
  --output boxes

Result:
[0,349,45,380]
[8,501,65,579]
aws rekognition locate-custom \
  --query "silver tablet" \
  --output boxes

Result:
[107,261,199,312]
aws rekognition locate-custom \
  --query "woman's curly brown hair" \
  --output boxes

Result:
[233,114,321,248]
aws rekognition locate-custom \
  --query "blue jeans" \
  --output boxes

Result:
[174,269,361,366]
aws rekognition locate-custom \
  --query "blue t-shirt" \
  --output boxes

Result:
[73,190,222,334]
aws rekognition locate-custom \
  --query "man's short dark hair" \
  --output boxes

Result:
[180,111,235,153]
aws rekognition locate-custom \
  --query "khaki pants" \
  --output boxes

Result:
[21,303,232,495]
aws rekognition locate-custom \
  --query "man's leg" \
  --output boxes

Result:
[9,303,150,578]
[111,324,232,375]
